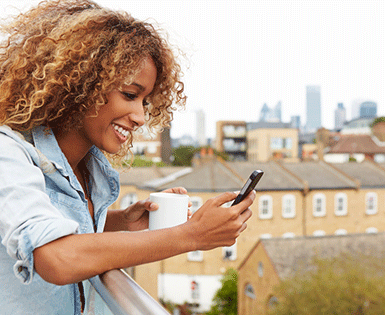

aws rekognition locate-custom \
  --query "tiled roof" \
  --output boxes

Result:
[260,233,385,279]
[281,161,357,189]
[116,160,385,192]
[117,166,189,185]
[327,135,385,154]
[227,161,304,191]
[331,161,385,188]
[145,159,244,192]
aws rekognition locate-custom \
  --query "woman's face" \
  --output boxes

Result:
[80,58,157,154]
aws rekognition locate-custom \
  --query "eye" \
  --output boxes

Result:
[121,91,137,101]
[121,91,150,107]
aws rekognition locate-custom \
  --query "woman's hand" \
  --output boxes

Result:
[184,190,255,250]
[123,187,191,231]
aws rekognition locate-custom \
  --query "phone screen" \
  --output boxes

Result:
[231,170,263,206]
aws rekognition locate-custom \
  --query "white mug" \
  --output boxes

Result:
[149,192,189,230]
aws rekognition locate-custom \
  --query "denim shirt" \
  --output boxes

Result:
[0,125,120,315]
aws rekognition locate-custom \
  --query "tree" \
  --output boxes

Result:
[206,268,238,315]
[268,254,385,315]
[172,145,197,166]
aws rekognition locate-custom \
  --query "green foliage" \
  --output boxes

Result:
[172,146,198,166]
[206,268,238,315]
[268,254,385,315]
[122,156,167,167]
[370,116,385,128]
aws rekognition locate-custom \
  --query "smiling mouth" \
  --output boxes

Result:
[112,123,130,140]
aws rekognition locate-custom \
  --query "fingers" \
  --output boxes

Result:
[213,191,238,206]
[233,190,256,214]
[147,201,158,211]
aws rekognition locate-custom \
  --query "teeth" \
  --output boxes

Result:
[112,123,129,138]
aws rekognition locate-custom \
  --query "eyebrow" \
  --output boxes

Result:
[131,82,145,92]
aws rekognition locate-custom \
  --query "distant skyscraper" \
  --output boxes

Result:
[273,101,282,122]
[196,109,207,147]
[290,115,301,129]
[306,85,321,132]
[359,101,377,118]
[259,102,282,122]
[260,103,270,122]
[334,103,346,130]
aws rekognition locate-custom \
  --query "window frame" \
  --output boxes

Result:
[187,251,203,262]
[334,192,348,216]
[365,192,378,215]
[259,195,273,219]
[313,230,326,237]
[282,194,296,218]
[313,193,326,217]
[222,241,237,261]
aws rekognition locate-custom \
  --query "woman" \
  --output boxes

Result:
[0,1,255,314]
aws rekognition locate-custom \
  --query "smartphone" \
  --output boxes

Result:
[231,170,264,206]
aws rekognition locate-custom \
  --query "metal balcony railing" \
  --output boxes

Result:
[86,269,170,315]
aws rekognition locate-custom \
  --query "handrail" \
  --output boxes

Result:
[89,269,170,315]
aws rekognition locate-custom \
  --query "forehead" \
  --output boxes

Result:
[122,58,157,92]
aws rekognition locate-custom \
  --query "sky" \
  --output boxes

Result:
[1,0,384,139]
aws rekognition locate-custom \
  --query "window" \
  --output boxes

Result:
[282,194,296,218]
[258,262,264,277]
[366,192,377,215]
[270,137,283,150]
[313,230,326,237]
[284,138,292,149]
[268,296,279,309]
[335,193,347,216]
[335,229,347,235]
[187,251,203,262]
[190,196,203,214]
[191,280,199,300]
[366,227,378,234]
[282,232,295,238]
[223,242,237,261]
[245,284,256,299]
[120,193,138,209]
[313,193,326,217]
[259,195,273,219]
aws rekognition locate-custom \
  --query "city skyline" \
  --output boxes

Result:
[3,0,384,139]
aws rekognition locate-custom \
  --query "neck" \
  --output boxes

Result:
[53,128,92,171]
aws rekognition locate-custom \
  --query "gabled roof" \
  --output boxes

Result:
[227,161,304,191]
[327,134,385,154]
[331,160,385,188]
[117,166,189,186]
[141,159,244,192]
[253,233,385,279]
[281,161,357,190]
[116,160,385,192]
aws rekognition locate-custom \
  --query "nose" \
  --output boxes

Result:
[129,101,145,128]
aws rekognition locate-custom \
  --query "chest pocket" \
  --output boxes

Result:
[47,189,93,234]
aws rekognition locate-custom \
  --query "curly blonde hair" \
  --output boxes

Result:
[0,0,186,158]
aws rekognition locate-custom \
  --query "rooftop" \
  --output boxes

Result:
[259,233,385,279]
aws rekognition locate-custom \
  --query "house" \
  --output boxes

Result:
[318,118,385,163]
[246,121,299,163]
[110,156,385,313]
[238,233,385,315]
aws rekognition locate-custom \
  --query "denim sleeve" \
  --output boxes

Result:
[0,135,79,284]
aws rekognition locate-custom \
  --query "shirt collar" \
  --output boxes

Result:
[30,126,120,204]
